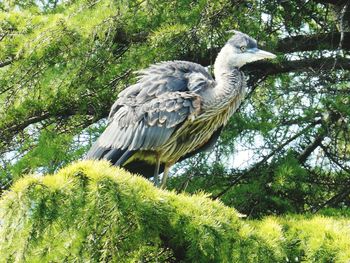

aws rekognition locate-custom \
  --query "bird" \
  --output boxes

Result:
[85,31,276,188]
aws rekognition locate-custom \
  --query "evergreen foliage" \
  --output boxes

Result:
[1,0,349,218]
[1,161,349,262]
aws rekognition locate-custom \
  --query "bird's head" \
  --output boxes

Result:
[220,31,276,69]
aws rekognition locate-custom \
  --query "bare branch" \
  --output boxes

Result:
[276,32,350,53]
[0,111,60,140]
[0,58,13,68]
[213,120,322,199]
[298,133,326,164]
[312,186,350,213]
[320,144,350,173]
[313,0,349,6]
[243,57,350,79]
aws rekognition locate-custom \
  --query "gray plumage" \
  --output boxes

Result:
[86,31,276,188]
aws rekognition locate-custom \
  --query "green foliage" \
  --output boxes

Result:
[10,128,87,178]
[1,0,349,222]
[0,161,349,262]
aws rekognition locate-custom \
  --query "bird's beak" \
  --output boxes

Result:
[247,48,277,60]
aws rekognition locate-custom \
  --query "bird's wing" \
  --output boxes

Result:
[115,61,215,104]
[104,92,201,150]
[107,60,214,121]
[86,92,201,160]
[86,61,214,160]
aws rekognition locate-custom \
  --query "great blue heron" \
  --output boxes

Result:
[86,31,276,188]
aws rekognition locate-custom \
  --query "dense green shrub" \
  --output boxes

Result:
[0,161,349,262]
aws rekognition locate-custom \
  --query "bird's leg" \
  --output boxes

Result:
[160,164,171,189]
[153,154,161,186]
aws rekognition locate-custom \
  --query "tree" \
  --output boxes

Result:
[1,161,349,262]
[0,0,349,217]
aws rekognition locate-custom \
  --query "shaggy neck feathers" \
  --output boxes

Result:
[210,46,246,109]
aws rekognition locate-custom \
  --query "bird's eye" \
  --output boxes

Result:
[240,46,247,52]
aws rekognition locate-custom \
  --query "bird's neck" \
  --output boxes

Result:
[211,48,246,108]
[214,45,234,80]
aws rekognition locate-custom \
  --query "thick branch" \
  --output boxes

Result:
[3,113,51,135]
[320,144,350,173]
[313,186,350,213]
[297,133,325,164]
[276,32,350,53]
[0,105,109,146]
[0,58,13,68]
[243,57,350,79]
[313,0,349,6]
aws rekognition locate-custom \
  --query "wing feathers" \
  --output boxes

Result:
[93,93,201,154]
[86,60,214,161]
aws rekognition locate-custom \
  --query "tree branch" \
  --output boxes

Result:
[243,57,350,79]
[313,0,349,6]
[213,120,323,200]
[312,185,350,213]
[320,144,350,173]
[298,133,326,164]
[275,32,350,53]
[0,58,13,68]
